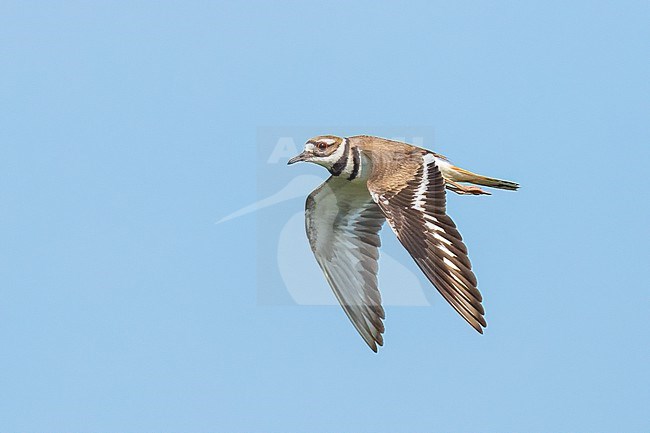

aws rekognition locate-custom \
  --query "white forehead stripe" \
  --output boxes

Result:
[305,137,337,151]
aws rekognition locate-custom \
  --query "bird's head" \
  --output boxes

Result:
[287,135,347,172]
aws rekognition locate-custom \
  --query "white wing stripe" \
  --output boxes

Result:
[413,153,435,211]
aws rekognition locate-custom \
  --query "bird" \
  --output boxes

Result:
[287,135,518,352]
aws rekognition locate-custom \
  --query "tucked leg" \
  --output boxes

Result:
[445,180,491,195]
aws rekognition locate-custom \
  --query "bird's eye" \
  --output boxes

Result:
[318,143,327,150]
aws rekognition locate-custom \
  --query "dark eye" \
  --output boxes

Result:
[318,143,327,150]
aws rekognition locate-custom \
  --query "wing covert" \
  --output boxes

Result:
[368,152,487,333]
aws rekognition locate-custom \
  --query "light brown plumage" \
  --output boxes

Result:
[288,135,518,351]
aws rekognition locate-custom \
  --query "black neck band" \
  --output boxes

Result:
[330,139,349,176]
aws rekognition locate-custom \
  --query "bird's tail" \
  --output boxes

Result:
[450,166,519,191]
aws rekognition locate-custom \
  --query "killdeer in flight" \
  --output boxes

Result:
[288,135,518,352]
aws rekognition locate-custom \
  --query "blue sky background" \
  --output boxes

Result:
[1,1,649,432]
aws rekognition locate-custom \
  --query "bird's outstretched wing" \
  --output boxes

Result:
[367,152,486,332]
[306,176,386,351]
